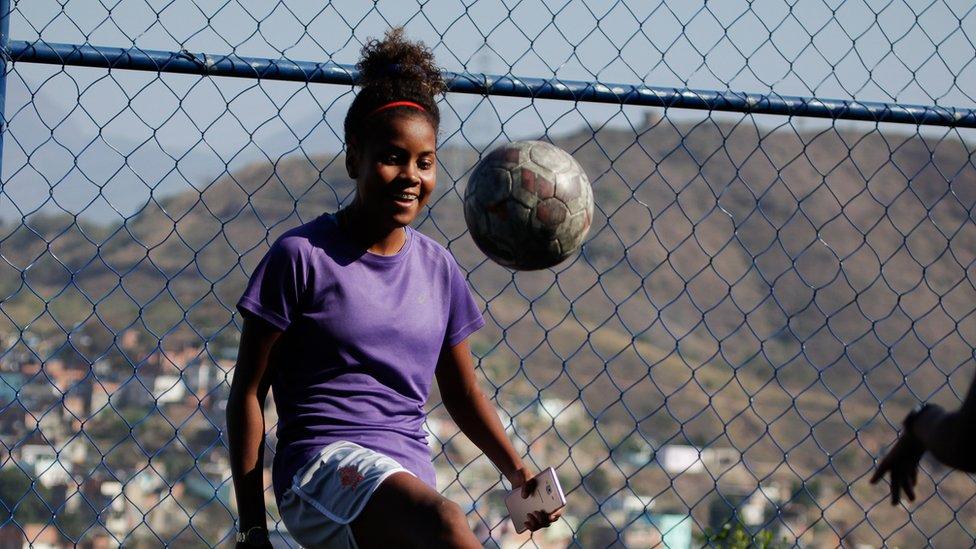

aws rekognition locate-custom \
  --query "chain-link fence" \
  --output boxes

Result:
[2,1,976,547]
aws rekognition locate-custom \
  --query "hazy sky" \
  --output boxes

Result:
[2,0,974,222]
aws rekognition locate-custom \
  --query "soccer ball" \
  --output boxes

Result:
[464,141,594,270]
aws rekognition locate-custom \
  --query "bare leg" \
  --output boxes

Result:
[349,472,481,549]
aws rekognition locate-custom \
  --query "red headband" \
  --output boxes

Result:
[368,100,426,117]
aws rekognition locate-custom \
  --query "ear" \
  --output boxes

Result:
[345,142,359,179]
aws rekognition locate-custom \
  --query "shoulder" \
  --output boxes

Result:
[408,228,458,272]
[271,215,334,257]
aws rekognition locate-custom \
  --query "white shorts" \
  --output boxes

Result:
[278,441,415,549]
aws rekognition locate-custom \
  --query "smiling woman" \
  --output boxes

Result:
[225,27,560,549]
[339,113,438,255]
[335,28,446,255]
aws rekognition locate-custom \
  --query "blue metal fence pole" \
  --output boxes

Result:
[9,39,976,129]
[0,0,10,176]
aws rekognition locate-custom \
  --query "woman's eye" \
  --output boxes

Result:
[378,151,400,164]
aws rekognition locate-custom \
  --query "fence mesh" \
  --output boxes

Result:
[2,1,976,547]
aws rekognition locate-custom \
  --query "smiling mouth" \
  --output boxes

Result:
[392,192,419,202]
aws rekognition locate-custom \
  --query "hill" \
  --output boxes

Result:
[2,114,975,546]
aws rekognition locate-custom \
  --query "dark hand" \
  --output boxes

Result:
[507,467,563,531]
[507,466,535,499]
[870,429,926,505]
[522,509,563,532]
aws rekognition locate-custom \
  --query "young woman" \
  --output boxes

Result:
[226,28,561,548]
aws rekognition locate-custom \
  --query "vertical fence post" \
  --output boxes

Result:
[0,0,10,176]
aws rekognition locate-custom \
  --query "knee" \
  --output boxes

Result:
[420,498,474,546]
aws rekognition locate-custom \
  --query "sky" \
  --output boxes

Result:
[2,0,975,222]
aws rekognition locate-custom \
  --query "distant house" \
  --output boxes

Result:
[19,523,60,549]
[621,492,655,516]
[99,480,128,539]
[656,444,740,475]
[184,357,215,399]
[706,485,770,533]
[89,380,120,412]
[626,513,693,549]
[741,483,786,526]
[18,443,71,488]
[184,473,232,507]
[657,445,704,474]
[604,490,655,517]
[62,393,87,432]
[92,359,118,381]
[119,329,140,352]
[153,374,187,404]
[0,372,23,407]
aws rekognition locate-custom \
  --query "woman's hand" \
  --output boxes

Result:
[870,430,926,505]
[507,467,563,531]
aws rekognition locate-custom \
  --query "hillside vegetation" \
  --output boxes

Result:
[2,114,975,546]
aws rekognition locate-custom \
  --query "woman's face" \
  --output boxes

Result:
[347,114,437,230]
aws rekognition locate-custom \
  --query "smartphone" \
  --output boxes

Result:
[505,467,566,534]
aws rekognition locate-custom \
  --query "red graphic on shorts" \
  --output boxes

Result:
[338,466,365,489]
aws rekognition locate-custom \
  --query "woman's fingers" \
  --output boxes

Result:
[537,510,558,525]
[521,476,537,499]
[871,455,892,484]
[872,433,926,506]
[524,510,562,532]
[900,466,916,502]
[890,462,920,505]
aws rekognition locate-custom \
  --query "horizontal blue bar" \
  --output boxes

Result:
[8,39,976,128]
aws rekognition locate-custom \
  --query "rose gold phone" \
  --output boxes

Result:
[505,467,566,534]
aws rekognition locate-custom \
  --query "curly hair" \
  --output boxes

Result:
[344,27,446,146]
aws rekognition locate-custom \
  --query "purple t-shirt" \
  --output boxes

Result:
[235,213,485,504]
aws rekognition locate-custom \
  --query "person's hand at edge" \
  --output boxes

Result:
[870,427,926,506]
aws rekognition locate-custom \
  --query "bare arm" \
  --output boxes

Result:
[226,316,281,543]
[435,339,524,481]
[435,339,561,532]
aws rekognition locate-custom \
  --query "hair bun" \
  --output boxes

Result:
[343,27,445,145]
[357,27,445,97]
